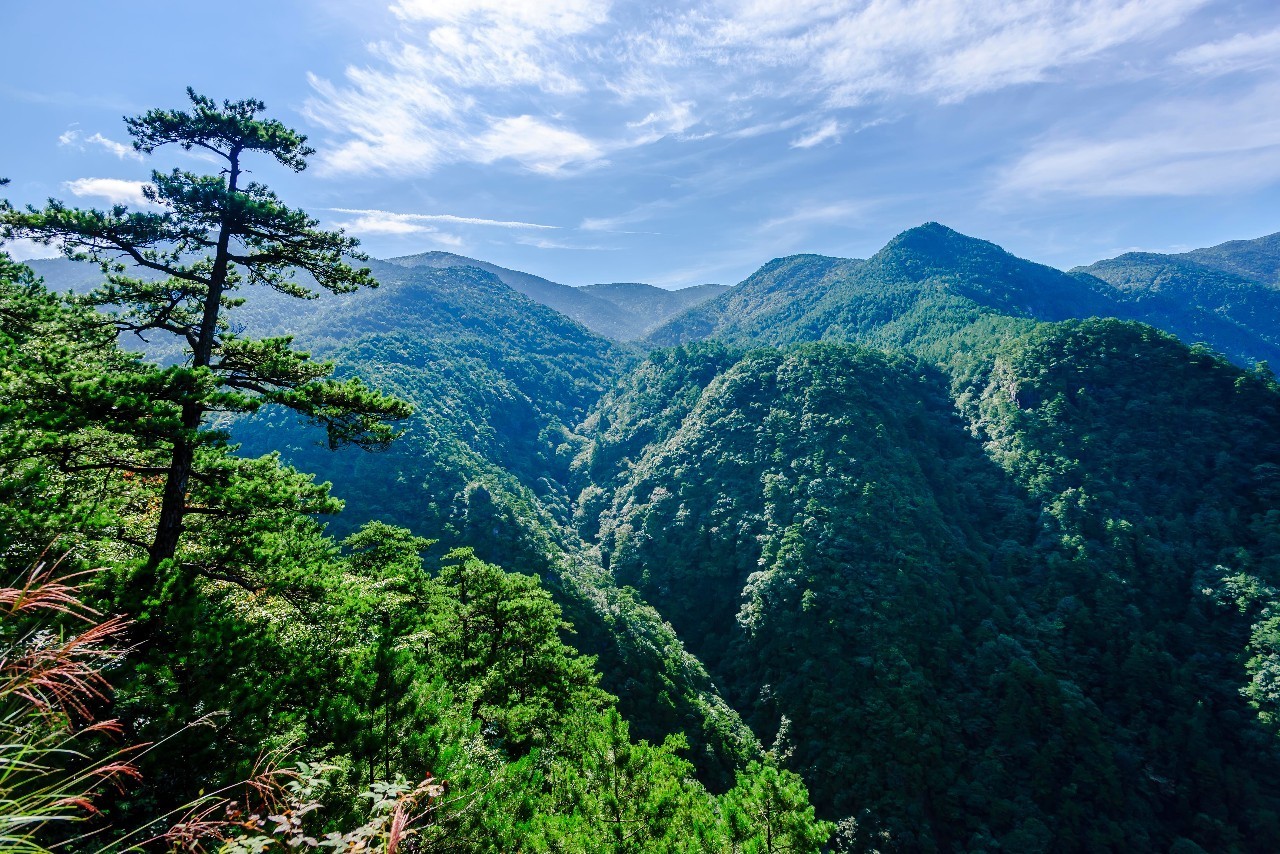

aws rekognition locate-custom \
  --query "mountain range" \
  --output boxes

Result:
[17,222,1280,850]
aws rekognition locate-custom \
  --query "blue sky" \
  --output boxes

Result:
[3,0,1279,288]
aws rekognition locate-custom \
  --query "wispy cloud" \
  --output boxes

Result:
[304,0,615,175]
[64,177,152,206]
[473,115,606,174]
[790,119,842,149]
[714,0,1210,105]
[1172,27,1280,76]
[998,80,1280,197]
[306,0,1219,180]
[579,199,677,233]
[328,207,558,230]
[725,115,807,140]
[58,129,143,161]
[757,201,872,233]
[303,0,1237,195]
[515,235,618,250]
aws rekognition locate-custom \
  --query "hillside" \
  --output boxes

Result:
[581,281,730,337]
[650,222,1280,370]
[385,251,725,341]
[572,327,1280,849]
[1181,231,1280,286]
[1074,237,1280,367]
[647,224,1124,357]
[227,259,759,784]
[10,218,1280,851]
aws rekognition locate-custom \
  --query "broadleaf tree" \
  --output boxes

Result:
[0,90,411,571]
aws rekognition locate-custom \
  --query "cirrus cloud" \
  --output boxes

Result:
[306,0,1216,180]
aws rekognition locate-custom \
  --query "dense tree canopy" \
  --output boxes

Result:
[1,90,410,571]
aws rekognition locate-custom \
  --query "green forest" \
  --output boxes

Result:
[5,92,1280,853]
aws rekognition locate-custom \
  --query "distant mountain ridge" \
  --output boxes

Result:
[581,281,729,324]
[646,223,1125,353]
[1180,232,1280,286]
[1072,233,1280,367]
[647,222,1280,368]
[385,251,724,340]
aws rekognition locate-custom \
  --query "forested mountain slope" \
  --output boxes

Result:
[572,328,1280,850]
[229,259,759,784]
[1075,237,1280,367]
[0,249,829,851]
[385,251,725,340]
[1181,231,1280,286]
[15,215,1280,851]
[650,223,1280,369]
[646,224,1124,351]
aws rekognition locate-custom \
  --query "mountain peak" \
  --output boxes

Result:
[881,222,1001,259]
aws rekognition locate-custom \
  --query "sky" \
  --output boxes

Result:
[3,0,1279,289]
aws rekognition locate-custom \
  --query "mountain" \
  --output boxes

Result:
[580,281,730,337]
[571,325,1280,849]
[1073,236,1280,367]
[647,223,1124,354]
[649,222,1280,370]
[15,220,1280,850]
[227,259,758,783]
[1180,231,1280,286]
[384,251,725,341]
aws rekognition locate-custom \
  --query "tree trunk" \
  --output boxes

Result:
[146,400,199,568]
[144,149,241,570]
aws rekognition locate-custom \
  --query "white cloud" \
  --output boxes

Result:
[2,238,63,261]
[328,209,467,247]
[304,0,614,175]
[1172,27,1280,76]
[515,235,618,250]
[58,129,143,161]
[726,115,807,140]
[474,115,606,174]
[714,0,1210,105]
[628,100,700,143]
[305,0,1214,177]
[790,119,842,149]
[335,210,437,235]
[64,177,152,207]
[999,81,1280,197]
[757,200,871,232]
[328,207,558,230]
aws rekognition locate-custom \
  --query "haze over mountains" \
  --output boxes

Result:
[383,251,729,341]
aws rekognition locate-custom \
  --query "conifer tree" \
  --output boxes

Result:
[1,90,410,569]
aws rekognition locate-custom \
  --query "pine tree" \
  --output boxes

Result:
[0,90,410,570]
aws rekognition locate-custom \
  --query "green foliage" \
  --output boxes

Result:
[15,134,1280,854]
[576,326,1280,849]
[1074,249,1280,368]
[1,89,410,569]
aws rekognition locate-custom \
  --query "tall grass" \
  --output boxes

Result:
[0,553,444,852]
[0,553,138,853]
